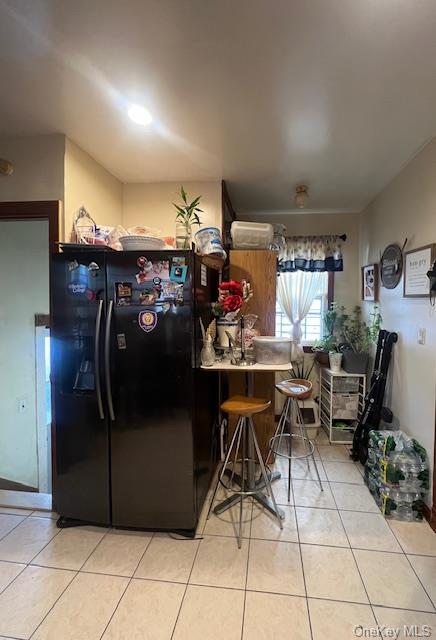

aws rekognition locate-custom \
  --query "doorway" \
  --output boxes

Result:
[0,201,59,511]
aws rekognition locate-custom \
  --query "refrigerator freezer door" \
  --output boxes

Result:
[51,252,110,524]
[106,252,196,530]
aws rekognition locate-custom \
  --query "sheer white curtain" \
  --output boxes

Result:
[277,271,325,359]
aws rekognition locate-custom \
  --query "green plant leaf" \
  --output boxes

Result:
[180,185,187,203]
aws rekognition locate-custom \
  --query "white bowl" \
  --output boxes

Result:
[119,236,166,251]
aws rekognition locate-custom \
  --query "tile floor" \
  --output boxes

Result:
[0,433,435,639]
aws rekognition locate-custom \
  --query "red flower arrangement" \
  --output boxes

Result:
[212,279,253,319]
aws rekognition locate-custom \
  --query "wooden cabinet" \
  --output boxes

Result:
[229,250,277,456]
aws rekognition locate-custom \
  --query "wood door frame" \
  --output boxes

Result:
[0,201,60,506]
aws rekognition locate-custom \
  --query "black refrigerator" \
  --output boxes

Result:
[51,249,219,535]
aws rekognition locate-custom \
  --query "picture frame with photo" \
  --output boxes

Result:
[361,264,379,301]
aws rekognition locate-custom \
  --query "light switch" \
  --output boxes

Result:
[418,328,426,345]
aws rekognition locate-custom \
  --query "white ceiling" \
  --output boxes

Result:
[1,0,436,214]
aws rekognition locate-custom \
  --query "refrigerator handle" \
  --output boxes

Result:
[105,300,116,421]
[95,299,105,420]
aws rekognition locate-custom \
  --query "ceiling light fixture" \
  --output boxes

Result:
[128,104,152,126]
[295,184,309,209]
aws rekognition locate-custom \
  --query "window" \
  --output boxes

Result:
[275,272,330,344]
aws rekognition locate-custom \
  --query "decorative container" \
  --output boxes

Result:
[253,336,292,365]
[217,319,238,348]
[342,351,369,374]
[194,227,226,258]
[175,222,192,249]
[200,338,216,367]
[328,352,342,373]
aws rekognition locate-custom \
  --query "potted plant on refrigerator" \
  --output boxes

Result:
[173,185,203,249]
[338,305,382,374]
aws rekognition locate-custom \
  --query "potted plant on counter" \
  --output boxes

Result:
[338,305,382,374]
[173,185,203,249]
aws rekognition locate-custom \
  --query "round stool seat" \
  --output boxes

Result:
[275,378,312,400]
[221,395,271,416]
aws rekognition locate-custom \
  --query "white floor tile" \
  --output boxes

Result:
[32,572,128,640]
[173,584,244,640]
[0,517,59,563]
[291,459,327,482]
[0,560,26,593]
[323,461,364,484]
[0,565,75,639]
[0,514,27,540]
[317,445,351,462]
[354,549,434,611]
[301,544,368,603]
[82,529,152,577]
[251,504,298,542]
[330,482,379,512]
[388,519,436,556]
[407,554,436,607]
[296,507,349,547]
[373,607,436,639]
[292,479,336,509]
[247,539,305,596]
[204,500,252,538]
[102,579,184,640]
[272,478,295,505]
[340,511,402,552]
[190,535,248,589]
[243,591,311,640]
[135,533,199,583]
[31,526,106,570]
[309,598,376,640]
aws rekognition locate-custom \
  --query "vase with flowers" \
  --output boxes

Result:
[212,279,253,347]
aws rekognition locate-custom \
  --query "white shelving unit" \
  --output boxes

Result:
[319,368,366,444]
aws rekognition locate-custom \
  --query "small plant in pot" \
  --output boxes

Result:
[338,306,382,374]
[173,186,203,249]
[312,303,344,365]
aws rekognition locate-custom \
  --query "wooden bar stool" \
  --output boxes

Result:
[207,395,283,548]
[267,379,323,502]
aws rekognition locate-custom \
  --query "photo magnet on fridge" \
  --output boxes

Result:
[115,282,132,306]
[172,256,186,267]
[170,265,188,283]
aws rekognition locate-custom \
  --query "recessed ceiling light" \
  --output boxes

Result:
[128,104,152,126]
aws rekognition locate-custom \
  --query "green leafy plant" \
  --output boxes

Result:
[289,356,316,382]
[173,186,203,228]
[312,302,345,353]
[339,305,382,353]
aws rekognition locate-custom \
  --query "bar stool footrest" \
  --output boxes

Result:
[269,433,315,460]
[219,458,274,496]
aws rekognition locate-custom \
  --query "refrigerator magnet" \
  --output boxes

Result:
[170,265,188,283]
[139,290,157,305]
[172,256,186,267]
[117,333,127,350]
[115,282,132,306]
[138,310,158,333]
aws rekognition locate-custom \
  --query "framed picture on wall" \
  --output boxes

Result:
[404,244,436,297]
[361,264,379,301]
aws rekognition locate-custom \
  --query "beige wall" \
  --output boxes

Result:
[238,212,361,311]
[64,138,123,242]
[0,134,64,203]
[0,220,49,488]
[360,138,436,507]
[123,181,222,238]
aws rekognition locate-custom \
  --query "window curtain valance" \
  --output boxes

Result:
[279,235,343,272]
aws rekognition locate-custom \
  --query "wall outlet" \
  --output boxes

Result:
[418,328,426,345]
[17,397,27,413]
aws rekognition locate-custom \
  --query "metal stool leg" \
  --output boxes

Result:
[207,416,243,520]
[249,417,283,529]
[238,418,246,548]
[265,398,287,467]
[296,402,323,492]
